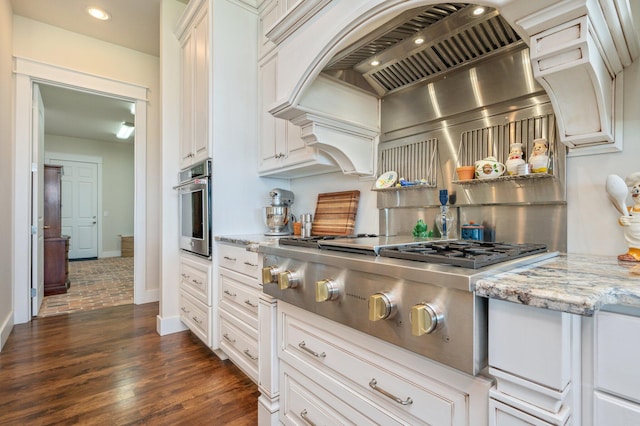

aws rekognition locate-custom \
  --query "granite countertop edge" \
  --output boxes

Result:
[474,253,640,316]
[215,234,279,252]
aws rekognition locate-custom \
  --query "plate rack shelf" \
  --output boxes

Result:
[373,138,438,190]
[453,113,558,184]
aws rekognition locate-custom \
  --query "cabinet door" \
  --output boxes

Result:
[180,31,195,168]
[594,391,640,426]
[258,0,280,59]
[192,6,209,164]
[258,52,285,169]
[43,165,62,238]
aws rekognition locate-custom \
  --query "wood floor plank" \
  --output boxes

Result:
[0,303,259,425]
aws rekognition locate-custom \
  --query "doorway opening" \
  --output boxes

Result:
[13,58,151,323]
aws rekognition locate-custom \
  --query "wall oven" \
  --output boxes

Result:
[174,159,211,258]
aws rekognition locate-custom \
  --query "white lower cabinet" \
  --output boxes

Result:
[179,254,213,347]
[488,299,579,426]
[216,241,279,424]
[277,302,492,426]
[592,310,640,425]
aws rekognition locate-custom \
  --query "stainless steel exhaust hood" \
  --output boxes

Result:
[323,4,522,97]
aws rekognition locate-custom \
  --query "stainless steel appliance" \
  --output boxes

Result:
[261,237,557,375]
[174,159,211,258]
[264,188,295,236]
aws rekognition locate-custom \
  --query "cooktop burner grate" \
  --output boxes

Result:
[378,241,548,268]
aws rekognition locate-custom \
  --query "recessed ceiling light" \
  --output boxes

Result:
[472,7,486,16]
[117,122,135,139]
[414,37,425,45]
[87,7,110,21]
[371,60,380,67]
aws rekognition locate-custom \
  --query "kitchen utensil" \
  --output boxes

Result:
[312,190,360,235]
[456,166,475,180]
[475,156,506,179]
[264,188,295,235]
[606,174,630,216]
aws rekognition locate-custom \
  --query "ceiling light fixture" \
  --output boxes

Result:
[116,122,135,139]
[87,7,111,21]
[414,37,425,45]
[472,7,486,16]
[371,60,380,67]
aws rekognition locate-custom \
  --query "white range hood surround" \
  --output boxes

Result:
[267,0,640,175]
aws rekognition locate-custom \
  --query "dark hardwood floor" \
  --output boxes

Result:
[0,303,259,425]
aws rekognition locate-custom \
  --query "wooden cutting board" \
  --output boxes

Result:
[311,190,360,236]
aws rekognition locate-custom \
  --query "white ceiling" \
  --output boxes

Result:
[11,0,189,144]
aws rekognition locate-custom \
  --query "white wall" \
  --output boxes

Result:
[45,135,135,255]
[13,16,162,297]
[0,0,13,351]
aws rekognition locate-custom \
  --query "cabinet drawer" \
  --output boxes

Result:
[220,313,259,383]
[180,254,211,304]
[217,243,260,282]
[595,311,640,403]
[219,269,260,327]
[594,391,640,426]
[281,308,466,426]
[180,290,211,347]
[490,398,557,426]
[280,362,390,426]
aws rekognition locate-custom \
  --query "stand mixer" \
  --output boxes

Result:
[264,188,295,236]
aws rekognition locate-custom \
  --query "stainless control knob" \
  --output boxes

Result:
[410,303,443,336]
[315,279,339,302]
[278,271,300,290]
[261,266,281,285]
[368,293,395,321]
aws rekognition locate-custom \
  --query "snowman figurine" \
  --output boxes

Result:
[505,143,525,176]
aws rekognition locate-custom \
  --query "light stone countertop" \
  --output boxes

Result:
[474,253,640,316]
[215,235,640,316]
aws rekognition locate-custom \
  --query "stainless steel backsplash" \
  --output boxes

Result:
[376,45,567,252]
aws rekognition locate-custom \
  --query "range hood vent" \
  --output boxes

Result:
[324,4,521,96]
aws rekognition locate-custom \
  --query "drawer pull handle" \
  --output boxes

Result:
[191,279,203,285]
[181,306,189,313]
[181,273,190,279]
[244,300,258,308]
[298,341,326,358]
[368,379,413,405]
[223,256,237,262]
[192,316,202,325]
[243,349,258,361]
[224,290,237,297]
[244,261,258,267]
[223,333,236,344]
[300,409,316,426]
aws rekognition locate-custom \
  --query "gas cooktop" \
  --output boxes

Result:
[378,240,548,269]
[278,234,378,249]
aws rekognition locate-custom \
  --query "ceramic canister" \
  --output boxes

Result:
[460,222,484,241]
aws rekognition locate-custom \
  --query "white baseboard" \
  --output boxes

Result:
[0,309,14,352]
[156,314,188,336]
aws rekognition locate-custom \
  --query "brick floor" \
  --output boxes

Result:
[38,257,134,317]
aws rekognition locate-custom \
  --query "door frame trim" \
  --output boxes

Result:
[14,57,149,323]
[45,153,103,259]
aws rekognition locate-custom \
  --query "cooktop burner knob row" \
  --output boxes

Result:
[410,303,443,336]
[278,271,300,290]
[368,293,396,321]
[261,266,282,285]
[315,279,339,302]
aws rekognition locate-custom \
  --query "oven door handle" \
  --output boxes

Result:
[173,177,209,191]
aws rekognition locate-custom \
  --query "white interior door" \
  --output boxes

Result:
[31,84,45,316]
[48,159,99,259]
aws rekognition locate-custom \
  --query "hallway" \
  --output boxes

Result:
[38,257,134,317]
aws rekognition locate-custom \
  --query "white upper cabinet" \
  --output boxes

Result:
[177,1,210,169]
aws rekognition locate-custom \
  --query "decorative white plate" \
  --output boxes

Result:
[375,171,398,188]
